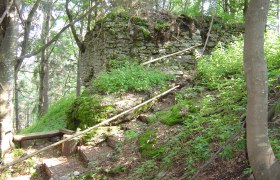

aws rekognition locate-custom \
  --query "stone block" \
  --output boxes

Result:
[61,134,79,156]
[21,140,35,149]
[78,143,114,165]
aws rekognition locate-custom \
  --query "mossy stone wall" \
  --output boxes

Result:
[81,13,243,86]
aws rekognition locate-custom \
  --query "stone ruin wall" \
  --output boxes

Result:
[81,13,244,86]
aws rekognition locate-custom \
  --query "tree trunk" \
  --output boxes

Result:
[162,0,166,9]
[0,0,17,157]
[243,0,249,18]
[244,0,280,179]
[14,74,19,130]
[14,0,41,130]
[277,0,280,34]
[65,0,86,97]
[201,0,204,16]
[38,0,51,116]
[224,0,229,13]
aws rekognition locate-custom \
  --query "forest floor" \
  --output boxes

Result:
[2,58,280,180]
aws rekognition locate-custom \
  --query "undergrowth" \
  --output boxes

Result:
[20,95,75,134]
[93,62,173,94]
[66,60,173,130]
[131,32,280,178]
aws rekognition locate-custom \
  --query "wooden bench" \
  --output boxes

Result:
[13,129,75,148]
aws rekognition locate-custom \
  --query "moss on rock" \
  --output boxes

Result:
[138,128,164,158]
[149,100,199,126]
[66,93,114,130]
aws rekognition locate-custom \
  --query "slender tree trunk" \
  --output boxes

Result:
[277,0,280,34]
[38,0,51,116]
[65,0,86,96]
[224,0,229,13]
[87,0,92,32]
[183,0,189,12]
[162,0,166,9]
[76,19,85,96]
[76,51,82,97]
[201,0,204,16]
[14,0,41,130]
[244,0,280,179]
[14,74,19,130]
[0,0,17,157]
[243,0,249,18]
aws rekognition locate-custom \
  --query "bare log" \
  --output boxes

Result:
[141,44,202,65]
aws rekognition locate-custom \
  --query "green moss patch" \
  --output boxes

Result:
[138,128,164,158]
[66,94,114,130]
[154,20,171,31]
[149,100,199,126]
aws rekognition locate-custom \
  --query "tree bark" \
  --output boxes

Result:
[277,0,280,34]
[38,0,52,116]
[224,0,229,13]
[201,0,204,16]
[244,0,280,179]
[243,0,249,18]
[0,0,17,157]
[65,0,86,96]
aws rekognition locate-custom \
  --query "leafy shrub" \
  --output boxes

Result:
[66,94,114,130]
[131,16,148,26]
[20,95,75,134]
[105,55,133,70]
[139,26,151,38]
[266,33,280,69]
[197,39,244,84]
[154,19,170,31]
[93,62,173,94]
[198,32,280,87]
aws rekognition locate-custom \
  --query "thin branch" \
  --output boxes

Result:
[0,85,179,170]
[26,0,41,26]
[0,0,14,25]
[201,15,214,55]
[19,70,34,73]
[15,2,24,25]
[16,3,97,61]
[15,0,41,72]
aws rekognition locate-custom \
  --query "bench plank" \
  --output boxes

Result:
[14,130,63,142]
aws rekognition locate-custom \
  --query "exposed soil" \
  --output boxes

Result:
[196,151,251,180]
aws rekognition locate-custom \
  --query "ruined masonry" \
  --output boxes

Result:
[80,13,244,85]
